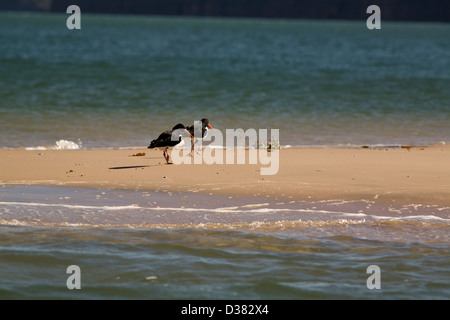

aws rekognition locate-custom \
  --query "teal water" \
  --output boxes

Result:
[1,12,450,148]
[0,186,449,299]
[0,12,449,300]
[1,226,448,300]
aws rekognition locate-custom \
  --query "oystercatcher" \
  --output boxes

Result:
[186,118,214,139]
[148,124,192,164]
[186,118,215,156]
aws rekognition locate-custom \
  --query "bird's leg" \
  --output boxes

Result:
[163,147,170,164]
[194,140,202,156]
[188,139,201,158]
[187,139,195,158]
[165,147,174,164]
[189,139,195,157]
[167,152,173,165]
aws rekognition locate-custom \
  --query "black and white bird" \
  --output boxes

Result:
[186,118,214,139]
[186,118,215,156]
[148,124,192,164]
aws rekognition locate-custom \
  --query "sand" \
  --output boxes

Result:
[1,145,449,208]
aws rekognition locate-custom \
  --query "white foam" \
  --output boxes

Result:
[24,146,47,151]
[25,139,82,151]
[342,212,368,218]
[1,201,447,226]
[0,201,354,216]
[54,139,82,150]
[371,215,450,222]
[0,201,140,211]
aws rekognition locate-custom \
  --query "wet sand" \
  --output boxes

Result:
[1,146,449,208]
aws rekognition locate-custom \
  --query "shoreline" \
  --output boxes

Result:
[1,146,450,208]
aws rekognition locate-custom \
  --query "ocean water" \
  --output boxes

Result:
[0,12,449,300]
[0,12,449,149]
[0,186,449,300]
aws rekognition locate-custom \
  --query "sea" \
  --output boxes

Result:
[0,12,449,301]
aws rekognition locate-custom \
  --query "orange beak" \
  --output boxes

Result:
[208,123,215,131]
[184,129,194,138]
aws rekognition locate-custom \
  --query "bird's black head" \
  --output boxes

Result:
[201,118,214,131]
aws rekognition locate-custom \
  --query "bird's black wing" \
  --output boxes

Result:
[148,130,172,148]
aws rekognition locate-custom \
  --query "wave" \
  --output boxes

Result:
[1,200,448,223]
[0,201,140,211]
[0,200,352,214]
[24,139,83,151]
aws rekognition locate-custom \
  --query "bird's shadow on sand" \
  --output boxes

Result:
[108,163,171,170]
[108,165,151,170]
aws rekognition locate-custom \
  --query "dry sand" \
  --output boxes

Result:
[1,146,449,207]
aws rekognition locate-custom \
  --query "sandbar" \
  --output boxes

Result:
[1,146,449,208]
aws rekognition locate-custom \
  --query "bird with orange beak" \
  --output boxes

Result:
[186,118,215,157]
